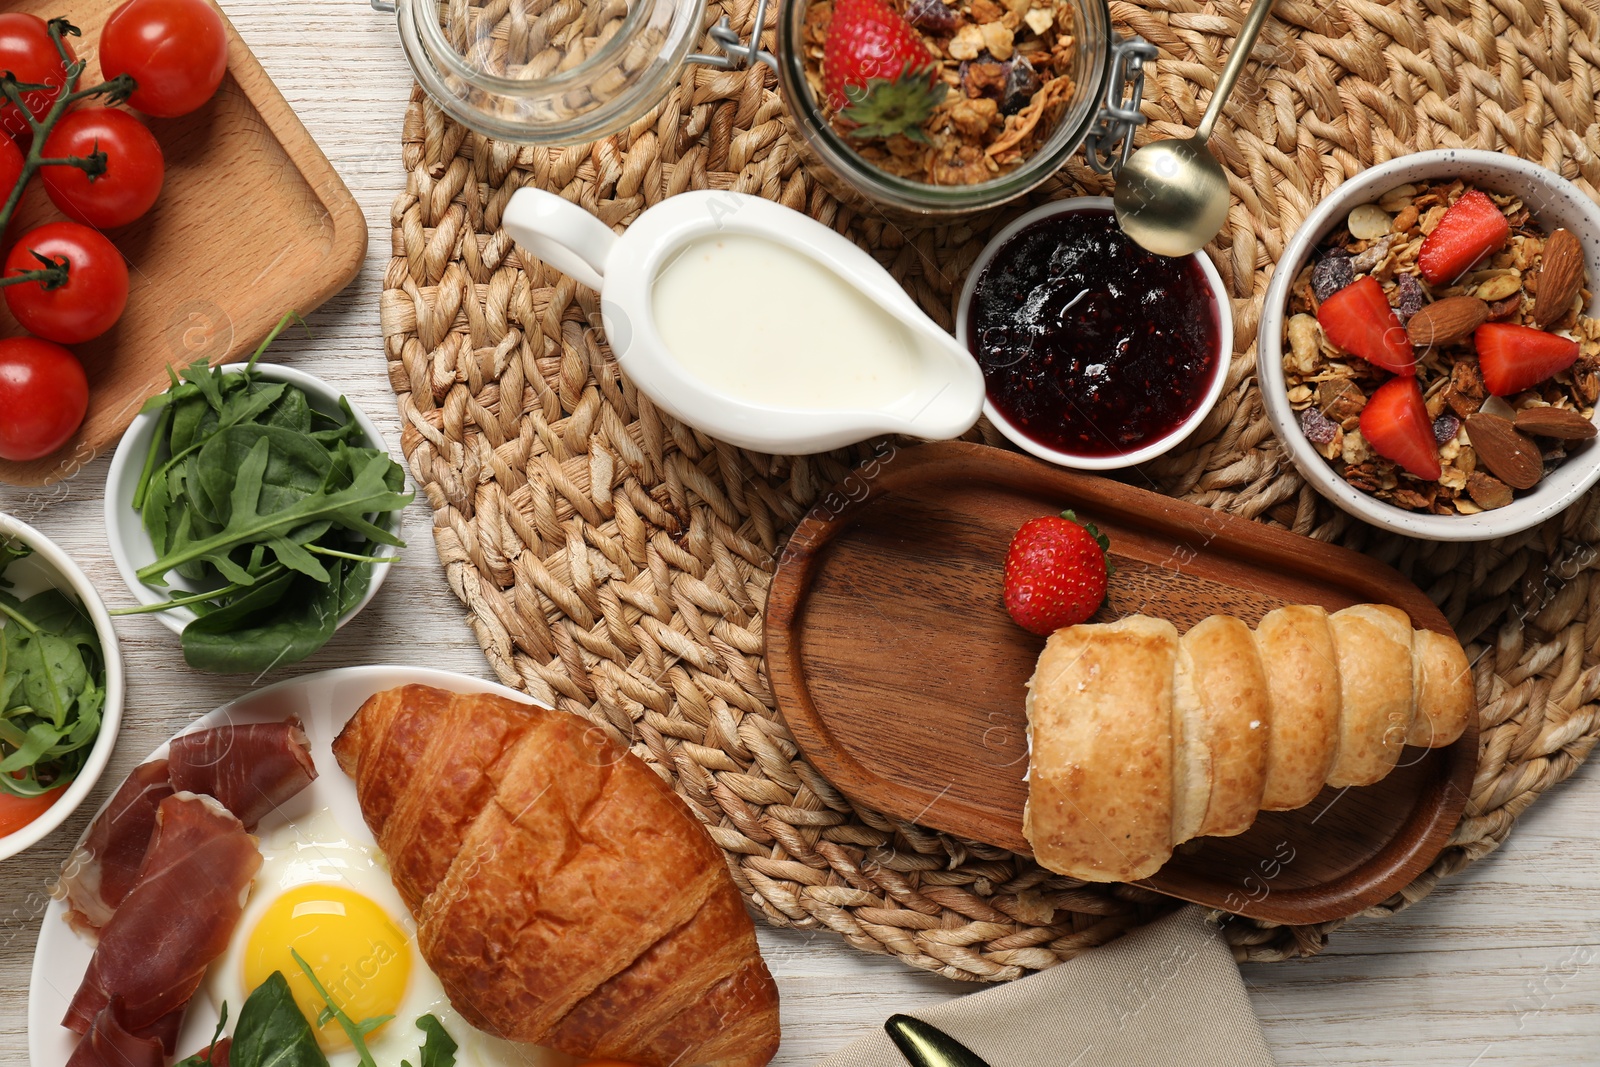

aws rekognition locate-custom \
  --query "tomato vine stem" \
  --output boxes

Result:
[0,18,138,285]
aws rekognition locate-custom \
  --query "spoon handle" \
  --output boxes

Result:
[1194,0,1277,142]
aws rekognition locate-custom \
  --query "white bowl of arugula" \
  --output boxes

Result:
[105,319,413,675]
[0,515,122,859]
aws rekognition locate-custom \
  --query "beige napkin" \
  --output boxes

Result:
[818,906,1274,1067]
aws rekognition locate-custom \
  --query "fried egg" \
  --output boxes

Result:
[200,809,564,1067]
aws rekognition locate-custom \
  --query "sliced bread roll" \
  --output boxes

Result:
[1023,605,1474,883]
[1024,616,1177,883]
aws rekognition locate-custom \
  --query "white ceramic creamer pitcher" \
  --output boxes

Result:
[501,188,985,454]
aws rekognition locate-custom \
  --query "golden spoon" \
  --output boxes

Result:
[885,1015,992,1067]
[1113,0,1278,257]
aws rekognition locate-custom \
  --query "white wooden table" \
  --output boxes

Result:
[2,3,1599,1064]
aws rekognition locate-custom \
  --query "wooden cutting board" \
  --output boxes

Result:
[765,441,1479,925]
[0,0,366,486]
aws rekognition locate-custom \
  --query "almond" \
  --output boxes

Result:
[1406,295,1489,348]
[1513,406,1598,440]
[1533,228,1585,328]
[1464,413,1544,490]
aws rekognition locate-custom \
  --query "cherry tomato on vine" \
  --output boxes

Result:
[0,785,66,835]
[99,0,228,119]
[3,222,130,345]
[0,337,88,461]
[0,14,76,140]
[39,109,164,229]
[0,135,21,205]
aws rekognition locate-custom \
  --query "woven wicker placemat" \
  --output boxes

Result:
[379,0,1600,978]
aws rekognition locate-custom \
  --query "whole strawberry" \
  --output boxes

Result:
[1003,511,1111,636]
[823,0,946,141]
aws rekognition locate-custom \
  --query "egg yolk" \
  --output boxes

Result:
[243,884,412,1051]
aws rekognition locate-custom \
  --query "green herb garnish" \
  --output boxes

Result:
[0,541,104,798]
[120,313,413,674]
[183,964,459,1067]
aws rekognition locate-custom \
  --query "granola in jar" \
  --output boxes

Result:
[1282,179,1599,515]
[800,0,1076,186]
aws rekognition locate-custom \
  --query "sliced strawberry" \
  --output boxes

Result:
[1316,275,1416,375]
[1417,190,1511,285]
[1475,321,1581,396]
[1360,376,1441,481]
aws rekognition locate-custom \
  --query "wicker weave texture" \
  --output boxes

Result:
[380,0,1600,979]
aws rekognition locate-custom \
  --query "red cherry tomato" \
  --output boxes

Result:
[3,222,130,344]
[39,109,164,229]
[0,134,21,204]
[0,337,88,461]
[0,14,76,140]
[98,0,228,119]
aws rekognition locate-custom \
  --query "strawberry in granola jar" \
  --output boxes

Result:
[777,0,1155,212]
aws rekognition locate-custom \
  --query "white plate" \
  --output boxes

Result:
[28,665,545,1067]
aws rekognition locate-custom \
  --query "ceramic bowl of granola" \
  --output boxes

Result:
[777,0,1146,212]
[1260,149,1600,541]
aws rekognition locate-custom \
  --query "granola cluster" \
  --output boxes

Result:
[1283,180,1600,515]
[801,0,1077,186]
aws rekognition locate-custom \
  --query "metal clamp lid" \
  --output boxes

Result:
[687,0,779,71]
[1084,33,1158,174]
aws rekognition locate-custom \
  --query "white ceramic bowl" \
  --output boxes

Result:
[104,362,402,637]
[0,514,124,861]
[1259,149,1600,541]
[955,197,1234,471]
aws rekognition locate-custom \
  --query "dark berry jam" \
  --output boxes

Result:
[966,208,1223,457]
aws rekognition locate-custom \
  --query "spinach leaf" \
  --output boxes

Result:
[197,425,332,524]
[230,972,328,1067]
[0,557,104,798]
[181,569,340,675]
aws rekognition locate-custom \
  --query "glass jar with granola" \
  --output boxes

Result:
[776,0,1153,212]
[1281,179,1599,517]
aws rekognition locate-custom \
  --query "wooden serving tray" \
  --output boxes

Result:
[766,442,1479,925]
[0,0,366,486]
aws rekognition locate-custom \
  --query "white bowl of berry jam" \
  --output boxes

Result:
[956,197,1232,470]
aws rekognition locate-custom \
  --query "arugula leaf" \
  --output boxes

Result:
[138,441,409,585]
[290,949,387,1067]
[173,1004,231,1067]
[403,1015,459,1067]
[230,971,329,1067]
[0,540,31,579]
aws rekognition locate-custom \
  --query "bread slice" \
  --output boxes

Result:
[1409,629,1475,747]
[1256,606,1342,810]
[1326,604,1415,787]
[1023,617,1177,882]
[1178,615,1270,839]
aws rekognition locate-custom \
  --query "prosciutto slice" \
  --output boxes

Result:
[168,717,318,829]
[56,760,174,936]
[56,716,315,935]
[63,793,262,1048]
[64,999,168,1067]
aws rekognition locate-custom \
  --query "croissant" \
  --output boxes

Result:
[332,685,780,1067]
[1023,604,1474,883]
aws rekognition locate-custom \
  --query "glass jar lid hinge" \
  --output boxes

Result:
[687,0,779,71]
[1085,35,1157,175]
